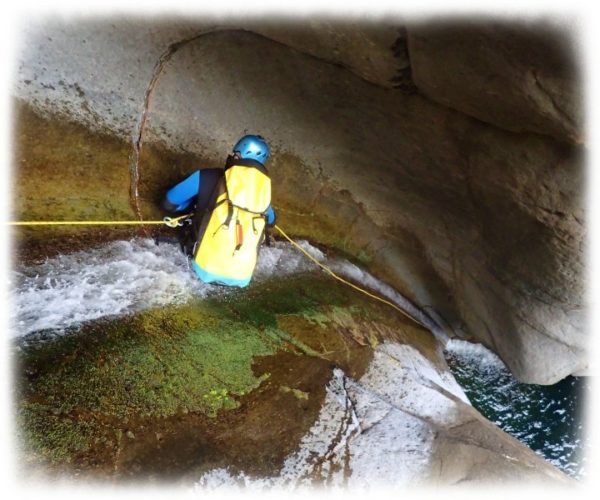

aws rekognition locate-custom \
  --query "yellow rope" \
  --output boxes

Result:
[6,213,193,228]
[9,220,164,226]
[272,224,427,329]
[5,214,426,329]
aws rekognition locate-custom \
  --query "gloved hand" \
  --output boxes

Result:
[266,206,276,227]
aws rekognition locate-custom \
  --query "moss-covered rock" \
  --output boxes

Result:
[15,270,423,478]
[12,102,135,246]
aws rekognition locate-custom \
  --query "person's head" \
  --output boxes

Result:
[232,135,270,164]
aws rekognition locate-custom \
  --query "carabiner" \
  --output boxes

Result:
[163,216,183,228]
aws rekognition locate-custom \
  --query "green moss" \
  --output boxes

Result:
[12,101,134,241]
[16,274,311,462]
[302,305,360,328]
[261,326,325,358]
[16,267,421,467]
[17,298,285,462]
[279,386,310,400]
[19,403,96,463]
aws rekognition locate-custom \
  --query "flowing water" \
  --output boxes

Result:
[9,237,435,341]
[9,238,587,479]
[444,339,588,479]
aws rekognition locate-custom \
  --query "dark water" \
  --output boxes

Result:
[444,340,589,479]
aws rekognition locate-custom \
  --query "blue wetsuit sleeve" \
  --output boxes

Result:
[266,205,276,226]
[163,171,201,212]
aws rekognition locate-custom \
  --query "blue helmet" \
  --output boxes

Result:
[233,135,270,164]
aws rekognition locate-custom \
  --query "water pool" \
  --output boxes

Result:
[444,339,589,479]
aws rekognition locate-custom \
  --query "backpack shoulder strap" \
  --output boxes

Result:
[196,168,223,213]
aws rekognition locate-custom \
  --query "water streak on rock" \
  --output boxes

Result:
[129,31,210,223]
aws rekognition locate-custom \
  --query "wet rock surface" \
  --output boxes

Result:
[13,20,586,383]
[9,17,585,487]
[12,102,140,262]
[15,272,360,480]
[14,268,569,486]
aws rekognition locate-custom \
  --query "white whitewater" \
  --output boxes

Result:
[9,237,434,339]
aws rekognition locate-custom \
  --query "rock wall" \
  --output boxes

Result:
[12,18,586,384]
[408,20,583,144]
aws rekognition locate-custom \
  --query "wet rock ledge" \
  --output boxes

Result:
[15,270,569,485]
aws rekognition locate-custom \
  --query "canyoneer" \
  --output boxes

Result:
[161,135,276,287]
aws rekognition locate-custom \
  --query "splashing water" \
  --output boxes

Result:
[9,237,426,340]
[444,339,589,479]
[9,239,309,338]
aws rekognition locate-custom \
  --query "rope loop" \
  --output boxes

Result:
[163,216,187,228]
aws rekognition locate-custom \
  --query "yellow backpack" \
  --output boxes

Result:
[191,161,272,287]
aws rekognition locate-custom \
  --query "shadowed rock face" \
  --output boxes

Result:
[408,20,583,144]
[245,21,411,88]
[13,18,586,385]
